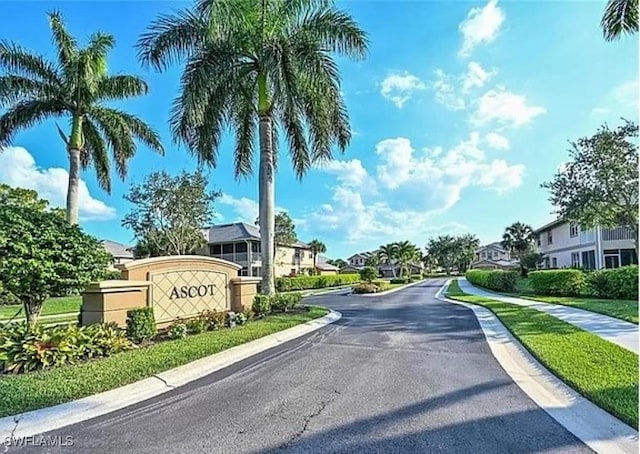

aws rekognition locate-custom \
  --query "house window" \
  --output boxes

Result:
[604,255,620,269]
[571,252,580,268]
[235,242,247,253]
[569,224,579,238]
[547,231,553,245]
[222,243,233,254]
[251,266,261,276]
[309,251,314,259]
[536,236,541,247]
[210,244,222,255]
[551,257,557,268]
[621,249,638,266]
[581,250,596,270]
[481,252,486,258]
[251,242,260,253]
[237,267,248,276]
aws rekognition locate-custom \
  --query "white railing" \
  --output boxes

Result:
[211,252,259,263]
[602,227,635,241]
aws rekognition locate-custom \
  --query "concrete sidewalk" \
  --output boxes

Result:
[458,279,638,354]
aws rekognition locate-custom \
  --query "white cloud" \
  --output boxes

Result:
[458,0,506,57]
[218,193,287,224]
[310,134,524,243]
[433,70,466,110]
[462,62,497,92]
[612,80,638,106]
[484,132,510,150]
[591,79,638,117]
[0,146,116,221]
[380,71,426,108]
[471,87,546,127]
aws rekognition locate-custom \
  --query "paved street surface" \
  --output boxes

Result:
[11,280,592,454]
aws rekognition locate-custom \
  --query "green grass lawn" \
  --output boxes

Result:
[0,295,82,320]
[0,306,329,418]
[446,279,638,428]
[518,295,638,324]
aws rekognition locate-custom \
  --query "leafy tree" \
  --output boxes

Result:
[426,236,458,275]
[395,241,419,277]
[541,120,639,255]
[520,250,544,272]
[0,184,111,325]
[453,234,480,273]
[308,239,327,273]
[364,254,380,268]
[0,11,163,224]
[377,243,399,277]
[122,170,221,256]
[601,0,638,41]
[327,258,347,269]
[502,222,536,277]
[137,0,369,294]
[359,266,377,283]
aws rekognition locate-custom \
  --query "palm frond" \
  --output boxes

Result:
[88,107,137,179]
[82,118,111,192]
[231,81,258,178]
[0,99,66,146]
[97,75,148,101]
[0,41,62,86]
[602,0,639,40]
[47,10,77,69]
[0,75,57,107]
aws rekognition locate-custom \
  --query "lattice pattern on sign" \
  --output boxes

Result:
[149,269,228,322]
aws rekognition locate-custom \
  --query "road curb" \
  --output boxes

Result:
[0,309,341,440]
[435,280,638,454]
[353,278,427,297]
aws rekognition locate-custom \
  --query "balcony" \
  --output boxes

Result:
[602,227,635,241]
[211,252,260,264]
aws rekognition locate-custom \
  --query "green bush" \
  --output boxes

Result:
[254,293,303,315]
[528,269,585,296]
[125,307,157,343]
[185,317,209,334]
[201,310,226,329]
[352,281,390,294]
[390,278,409,284]
[410,274,422,282]
[275,274,360,292]
[465,270,518,292]
[359,267,377,283]
[252,295,272,317]
[0,322,132,374]
[167,323,188,340]
[236,312,248,326]
[101,270,122,280]
[586,266,638,300]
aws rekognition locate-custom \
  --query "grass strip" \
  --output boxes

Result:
[0,296,82,320]
[0,306,329,418]
[446,279,638,428]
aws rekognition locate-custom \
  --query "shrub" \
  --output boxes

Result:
[242,309,255,321]
[201,310,226,329]
[226,311,238,328]
[167,323,188,340]
[359,267,377,283]
[274,274,360,292]
[236,312,248,326]
[352,281,390,294]
[528,269,585,296]
[0,322,132,374]
[126,307,157,343]
[185,317,209,335]
[101,270,122,280]
[466,270,519,292]
[586,266,638,300]
[390,278,409,284]
[252,295,272,317]
[410,274,422,282]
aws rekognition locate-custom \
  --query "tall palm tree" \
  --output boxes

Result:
[396,240,417,277]
[377,243,399,278]
[601,0,638,41]
[308,239,326,274]
[0,11,164,224]
[502,222,535,277]
[137,0,368,294]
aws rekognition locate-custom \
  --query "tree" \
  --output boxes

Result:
[541,120,639,255]
[327,258,347,269]
[601,0,638,41]
[0,11,163,224]
[502,222,536,277]
[427,236,458,275]
[308,239,327,274]
[137,0,369,294]
[453,234,480,273]
[364,254,380,268]
[377,243,399,277]
[520,250,544,272]
[0,184,111,325]
[122,170,221,256]
[395,241,418,277]
[359,266,377,283]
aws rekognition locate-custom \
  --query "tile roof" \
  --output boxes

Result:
[101,240,134,259]
[316,255,339,271]
[203,222,310,248]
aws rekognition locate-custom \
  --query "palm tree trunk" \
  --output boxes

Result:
[258,113,275,295]
[66,115,83,225]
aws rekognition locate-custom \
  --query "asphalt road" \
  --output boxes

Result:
[10,279,591,454]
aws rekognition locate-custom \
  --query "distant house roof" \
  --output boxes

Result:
[316,255,339,271]
[534,218,566,234]
[203,222,310,248]
[347,251,376,261]
[477,241,508,252]
[101,240,134,259]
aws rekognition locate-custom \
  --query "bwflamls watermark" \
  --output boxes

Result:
[3,435,74,448]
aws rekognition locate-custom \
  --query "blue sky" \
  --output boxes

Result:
[0,0,637,260]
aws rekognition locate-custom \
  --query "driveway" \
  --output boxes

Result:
[9,279,591,453]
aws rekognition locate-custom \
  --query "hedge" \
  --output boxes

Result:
[275,274,360,292]
[528,269,585,296]
[465,270,518,292]
[587,266,638,300]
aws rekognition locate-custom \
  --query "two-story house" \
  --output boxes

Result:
[534,219,637,269]
[471,242,519,270]
[344,251,423,277]
[200,222,316,277]
[101,240,134,270]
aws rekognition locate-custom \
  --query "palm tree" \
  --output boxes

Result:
[137,0,368,294]
[308,239,326,274]
[377,243,399,278]
[0,11,164,224]
[601,0,638,41]
[396,241,417,277]
[502,222,536,277]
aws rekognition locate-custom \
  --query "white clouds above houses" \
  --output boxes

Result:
[458,0,506,57]
[0,146,116,221]
[380,71,426,108]
[218,193,287,224]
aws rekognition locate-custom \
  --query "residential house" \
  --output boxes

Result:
[346,252,376,268]
[200,222,315,277]
[534,219,637,269]
[471,242,519,270]
[316,256,339,275]
[345,250,423,277]
[101,240,134,270]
